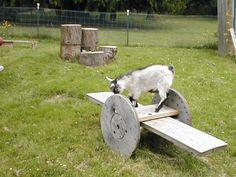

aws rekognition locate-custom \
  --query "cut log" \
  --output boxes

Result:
[61,44,81,60]
[60,24,82,60]
[99,46,118,60]
[80,51,106,66]
[81,28,98,51]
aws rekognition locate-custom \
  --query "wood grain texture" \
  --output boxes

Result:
[60,44,81,60]
[218,0,234,55]
[60,24,82,59]
[87,91,227,156]
[80,51,106,66]
[136,105,178,122]
[99,46,118,60]
[61,24,82,45]
[86,92,114,105]
[142,118,227,155]
[81,28,98,51]
[153,88,192,125]
[101,94,140,156]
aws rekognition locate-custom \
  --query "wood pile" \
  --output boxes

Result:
[60,24,117,66]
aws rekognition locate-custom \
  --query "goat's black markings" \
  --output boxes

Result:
[168,65,175,74]
[128,96,138,107]
[148,89,159,93]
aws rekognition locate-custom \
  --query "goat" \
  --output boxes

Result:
[106,64,175,112]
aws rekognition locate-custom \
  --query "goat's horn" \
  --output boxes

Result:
[106,76,113,82]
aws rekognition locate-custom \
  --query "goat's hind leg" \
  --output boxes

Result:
[155,91,169,112]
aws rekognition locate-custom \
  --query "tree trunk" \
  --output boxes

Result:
[79,51,106,66]
[99,46,118,60]
[218,0,234,55]
[60,24,82,60]
[81,28,98,51]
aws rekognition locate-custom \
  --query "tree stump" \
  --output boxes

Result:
[79,51,106,66]
[99,46,118,60]
[60,24,82,60]
[81,28,98,51]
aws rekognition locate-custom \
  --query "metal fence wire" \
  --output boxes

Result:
[0,7,217,47]
[0,7,159,29]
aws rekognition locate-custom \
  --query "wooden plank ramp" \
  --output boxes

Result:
[86,92,227,155]
[142,118,227,156]
[87,92,114,105]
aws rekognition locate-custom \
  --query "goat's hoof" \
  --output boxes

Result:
[155,108,161,112]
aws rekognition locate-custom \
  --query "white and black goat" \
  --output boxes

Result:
[106,64,175,112]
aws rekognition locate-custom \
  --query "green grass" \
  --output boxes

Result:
[0,16,236,176]
[0,39,236,177]
[2,16,217,48]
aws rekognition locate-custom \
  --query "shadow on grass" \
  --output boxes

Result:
[134,131,211,174]
[138,131,177,156]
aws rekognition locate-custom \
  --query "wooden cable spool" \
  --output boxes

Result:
[87,89,227,157]
[101,94,140,156]
[152,88,192,125]
[100,88,188,156]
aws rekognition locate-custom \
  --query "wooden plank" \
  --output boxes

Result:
[86,92,114,105]
[135,105,178,122]
[142,118,227,155]
[86,92,143,107]
[3,40,38,48]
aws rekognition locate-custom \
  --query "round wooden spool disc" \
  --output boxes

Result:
[152,88,192,125]
[101,94,140,156]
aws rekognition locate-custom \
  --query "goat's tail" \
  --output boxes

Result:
[168,65,175,74]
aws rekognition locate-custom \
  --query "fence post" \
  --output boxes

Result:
[218,0,234,55]
[126,9,130,46]
[37,3,40,37]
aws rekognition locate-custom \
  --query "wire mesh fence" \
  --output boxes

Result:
[0,7,218,48]
[0,7,160,28]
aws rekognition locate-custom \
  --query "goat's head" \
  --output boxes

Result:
[106,76,122,94]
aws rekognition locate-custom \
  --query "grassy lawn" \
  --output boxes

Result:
[0,39,236,177]
[0,16,236,176]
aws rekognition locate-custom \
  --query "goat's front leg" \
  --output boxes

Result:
[129,96,138,107]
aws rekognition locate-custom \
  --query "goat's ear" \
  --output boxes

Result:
[106,76,113,82]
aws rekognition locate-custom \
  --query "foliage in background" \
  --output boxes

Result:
[0,20,12,37]
[0,0,217,15]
